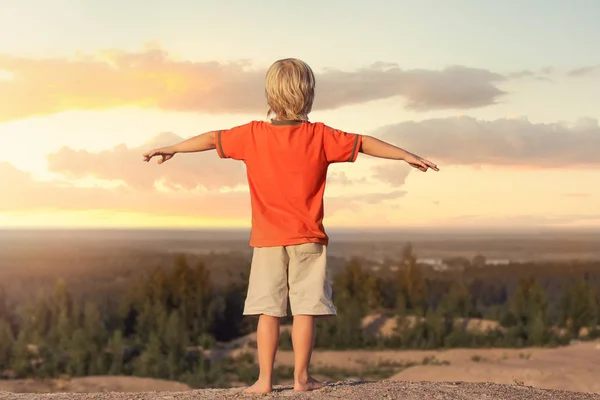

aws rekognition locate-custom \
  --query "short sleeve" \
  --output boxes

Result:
[322,125,362,163]
[215,122,253,161]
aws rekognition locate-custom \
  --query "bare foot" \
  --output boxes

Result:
[294,375,327,392]
[244,380,272,394]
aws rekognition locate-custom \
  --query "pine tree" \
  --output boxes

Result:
[0,286,11,326]
[51,279,73,321]
[67,328,89,377]
[398,243,427,315]
[108,330,125,375]
[81,301,108,375]
[149,267,169,305]
[529,312,548,346]
[193,261,216,339]
[83,301,105,347]
[29,297,52,340]
[152,301,169,342]
[439,283,476,318]
[561,277,598,337]
[164,310,186,379]
[332,299,366,348]
[0,319,15,370]
[424,309,445,349]
[12,330,32,378]
[334,259,371,313]
[55,308,74,350]
[135,332,167,378]
[508,277,549,346]
[133,298,156,345]
[36,339,58,378]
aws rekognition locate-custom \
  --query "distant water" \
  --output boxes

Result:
[1,227,599,246]
[0,227,598,242]
[1,227,599,263]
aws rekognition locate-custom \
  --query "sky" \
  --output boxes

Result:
[1,0,599,230]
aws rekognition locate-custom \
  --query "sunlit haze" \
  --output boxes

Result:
[2,0,599,230]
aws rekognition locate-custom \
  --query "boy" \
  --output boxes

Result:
[143,58,438,394]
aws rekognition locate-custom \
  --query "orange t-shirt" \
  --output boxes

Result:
[215,120,362,247]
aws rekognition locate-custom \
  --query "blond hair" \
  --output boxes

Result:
[265,58,315,121]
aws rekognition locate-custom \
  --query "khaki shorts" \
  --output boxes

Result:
[243,243,336,317]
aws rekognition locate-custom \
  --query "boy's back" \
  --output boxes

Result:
[216,119,361,247]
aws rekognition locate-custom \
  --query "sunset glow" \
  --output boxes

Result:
[2,0,599,229]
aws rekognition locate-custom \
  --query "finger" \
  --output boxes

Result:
[160,154,172,164]
[416,161,428,171]
[411,163,428,172]
[423,159,439,171]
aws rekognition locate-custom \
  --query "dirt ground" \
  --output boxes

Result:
[1,380,599,400]
[390,340,600,394]
[0,377,190,394]
[2,340,599,396]
[271,339,600,394]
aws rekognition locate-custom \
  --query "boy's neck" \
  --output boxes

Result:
[271,118,305,126]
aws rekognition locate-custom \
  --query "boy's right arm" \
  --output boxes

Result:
[143,131,216,164]
[360,135,439,172]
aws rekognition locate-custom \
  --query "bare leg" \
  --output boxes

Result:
[245,315,280,394]
[292,315,327,391]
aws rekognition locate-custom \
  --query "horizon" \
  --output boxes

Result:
[2,225,599,237]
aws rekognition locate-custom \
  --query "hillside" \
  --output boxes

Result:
[1,381,599,400]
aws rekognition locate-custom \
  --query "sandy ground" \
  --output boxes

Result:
[2,340,599,395]
[1,380,599,400]
[0,377,190,394]
[271,339,600,394]
[390,340,600,394]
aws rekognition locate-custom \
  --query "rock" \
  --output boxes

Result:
[1,380,599,400]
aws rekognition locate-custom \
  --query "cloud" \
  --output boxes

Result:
[317,64,506,111]
[567,65,600,77]
[0,161,250,218]
[0,47,508,122]
[374,116,600,169]
[1,133,398,216]
[507,68,554,82]
[327,171,367,186]
[371,163,411,187]
[46,132,247,191]
[0,161,401,217]
[325,190,406,214]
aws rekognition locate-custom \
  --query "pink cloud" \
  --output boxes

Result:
[0,161,250,218]
[375,116,600,172]
[47,132,247,191]
[2,148,399,217]
[0,47,507,123]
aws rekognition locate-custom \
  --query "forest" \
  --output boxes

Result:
[0,244,599,388]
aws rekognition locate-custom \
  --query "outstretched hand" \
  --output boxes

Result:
[143,147,175,164]
[404,153,439,172]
